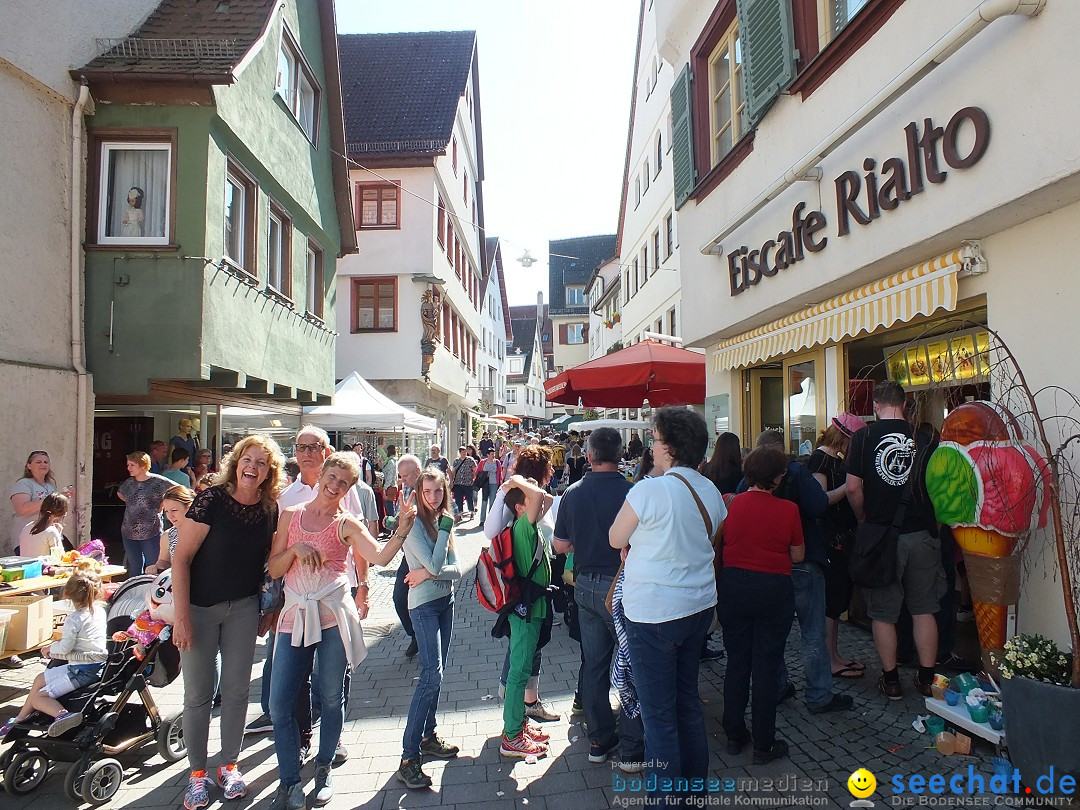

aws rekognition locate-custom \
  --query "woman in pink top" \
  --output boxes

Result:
[267,453,411,809]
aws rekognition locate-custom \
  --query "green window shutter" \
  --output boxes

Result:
[670,63,696,210]
[739,0,797,125]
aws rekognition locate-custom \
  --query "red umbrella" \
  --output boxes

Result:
[544,340,705,407]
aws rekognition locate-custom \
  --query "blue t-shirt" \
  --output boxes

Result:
[553,471,631,577]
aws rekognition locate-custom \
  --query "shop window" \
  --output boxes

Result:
[356,183,399,229]
[305,241,324,319]
[267,201,292,297]
[90,131,176,247]
[224,160,257,276]
[350,276,397,332]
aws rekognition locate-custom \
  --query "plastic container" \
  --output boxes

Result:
[945,689,962,706]
[989,710,1005,730]
[991,757,1015,777]
[926,716,946,736]
[952,673,979,694]
[935,731,957,755]
[931,684,947,701]
[0,608,15,654]
[968,703,989,723]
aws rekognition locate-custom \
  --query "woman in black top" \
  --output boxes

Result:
[565,443,587,486]
[807,413,866,678]
[702,432,743,494]
[171,435,284,805]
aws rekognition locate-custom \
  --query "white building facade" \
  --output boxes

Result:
[657,0,1079,643]
[477,237,512,417]
[587,257,623,361]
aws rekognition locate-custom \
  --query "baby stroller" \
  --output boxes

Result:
[1,574,185,805]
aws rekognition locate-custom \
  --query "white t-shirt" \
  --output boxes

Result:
[622,467,726,624]
[9,478,57,554]
[20,522,63,558]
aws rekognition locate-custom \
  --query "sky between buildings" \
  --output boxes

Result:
[337,0,639,306]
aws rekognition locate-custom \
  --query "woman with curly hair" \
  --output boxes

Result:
[171,434,285,809]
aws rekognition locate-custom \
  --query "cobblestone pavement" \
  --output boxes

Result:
[1,515,1011,809]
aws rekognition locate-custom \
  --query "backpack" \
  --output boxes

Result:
[475,524,545,615]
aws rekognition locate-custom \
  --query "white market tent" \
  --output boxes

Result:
[304,372,436,433]
[566,418,651,432]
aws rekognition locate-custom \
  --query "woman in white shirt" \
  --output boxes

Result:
[609,407,725,802]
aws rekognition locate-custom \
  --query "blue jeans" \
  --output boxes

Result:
[260,633,311,739]
[576,573,618,747]
[719,568,794,754]
[479,483,497,523]
[624,607,712,798]
[402,595,454,761]
[780,562,834,709]
[122,536,159,577]
[270,625,347,786]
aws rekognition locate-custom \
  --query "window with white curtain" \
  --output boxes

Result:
[96,142,172,245]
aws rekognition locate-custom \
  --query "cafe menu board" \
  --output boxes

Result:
[884,329,990,390]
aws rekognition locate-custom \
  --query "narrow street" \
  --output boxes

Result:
[2,516,1004,809]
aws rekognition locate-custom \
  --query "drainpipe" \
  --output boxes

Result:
[699,0,1047,255]
[71,81,91,541]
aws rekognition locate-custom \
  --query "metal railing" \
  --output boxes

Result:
[94,37,242,60]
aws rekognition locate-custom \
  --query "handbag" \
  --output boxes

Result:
[259,569,284,616]
[474,468,489,491]
[849,466,916,589]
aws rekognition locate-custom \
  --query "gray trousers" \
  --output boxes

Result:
[180,596,259,772]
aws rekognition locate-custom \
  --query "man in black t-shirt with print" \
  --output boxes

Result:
[846,381,943,702]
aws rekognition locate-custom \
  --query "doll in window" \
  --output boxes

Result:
[120,186,144,238]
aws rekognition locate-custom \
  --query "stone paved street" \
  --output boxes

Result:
[1,516,1011,809]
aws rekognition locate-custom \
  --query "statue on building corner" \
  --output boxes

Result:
[420,287,441,380]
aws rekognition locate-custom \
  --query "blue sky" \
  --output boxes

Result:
[337,0,639,305]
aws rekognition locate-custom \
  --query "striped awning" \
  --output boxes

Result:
[713,249,965,371]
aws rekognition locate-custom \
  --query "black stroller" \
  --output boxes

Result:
[1,575,185,805]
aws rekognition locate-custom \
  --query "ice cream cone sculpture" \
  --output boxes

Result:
[925,402,1052,659]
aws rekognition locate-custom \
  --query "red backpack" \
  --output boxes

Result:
[476,525,545,614]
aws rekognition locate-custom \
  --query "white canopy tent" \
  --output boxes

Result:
[304,372,437,433]
[566,418,651,432]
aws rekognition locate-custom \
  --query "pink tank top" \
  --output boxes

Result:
[278,507,350,635]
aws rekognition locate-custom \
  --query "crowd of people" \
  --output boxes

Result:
[4,380,966,807]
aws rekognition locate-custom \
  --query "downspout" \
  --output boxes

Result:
[71,81,91,542]
[699,0,1047,255]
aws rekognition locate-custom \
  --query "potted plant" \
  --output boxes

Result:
[993,635,1080,793]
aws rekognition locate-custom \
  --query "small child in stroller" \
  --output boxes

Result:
[0,562,107,738]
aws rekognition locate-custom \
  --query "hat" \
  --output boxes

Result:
[832,412,868,437]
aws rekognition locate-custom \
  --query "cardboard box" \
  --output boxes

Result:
[0,593,53,652]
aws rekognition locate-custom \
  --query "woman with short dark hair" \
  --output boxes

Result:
[609,407,725,800]
[717,445,805,765]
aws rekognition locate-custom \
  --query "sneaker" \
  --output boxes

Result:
[618,760,644,773]
[184,773,211,810]
[299,741,312,763]
[267,781,306,810]
[0,655,24,669]
[405,638,419,657]
[216,764,247,800]
[501,732,548,759]
[588,738,619,763]
[912,674,934,698]
[313,763,333,807]
[726,728,751,755]
[396,759,433,789]
[776,683,796,704]
[48,710,83,737]
[244,713,274,734]
[420,735,460,759]
[0,717,19,738]
[333,741,348,766]
[808,694,854,714]
[524,721,550,744]
[525,699,560,722]
[571,693,584,717]
[700,645,725,662]
[878,673,904,701]
[753,739,790,765]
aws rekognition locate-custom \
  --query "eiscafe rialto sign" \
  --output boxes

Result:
[726,106,990,296]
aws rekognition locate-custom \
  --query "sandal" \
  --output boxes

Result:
[832,665,865,679]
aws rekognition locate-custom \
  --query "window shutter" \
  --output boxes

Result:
[739,0,797,125]
[670,63,696,210]
[558,323,568,344]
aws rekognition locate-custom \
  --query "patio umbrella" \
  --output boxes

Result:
[544,340,705,408]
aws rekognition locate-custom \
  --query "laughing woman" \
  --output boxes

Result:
[268,453,410,810]
[395,467,462,789]
[171,436,284,810]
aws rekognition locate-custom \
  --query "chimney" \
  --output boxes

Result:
[536,290,544,322]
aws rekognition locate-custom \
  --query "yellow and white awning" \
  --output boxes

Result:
[713,249,967,371]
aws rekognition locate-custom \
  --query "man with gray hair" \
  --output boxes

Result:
[392,454,423,657]
[554,428,644,770]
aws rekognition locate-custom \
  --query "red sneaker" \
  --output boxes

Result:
[500,731,548,759]
[524,721,550,744]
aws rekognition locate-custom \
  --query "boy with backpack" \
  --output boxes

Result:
[499,475,553,758]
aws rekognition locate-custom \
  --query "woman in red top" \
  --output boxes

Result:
[717,446,804,766]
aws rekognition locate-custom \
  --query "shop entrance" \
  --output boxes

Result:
[744,348,827,455]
